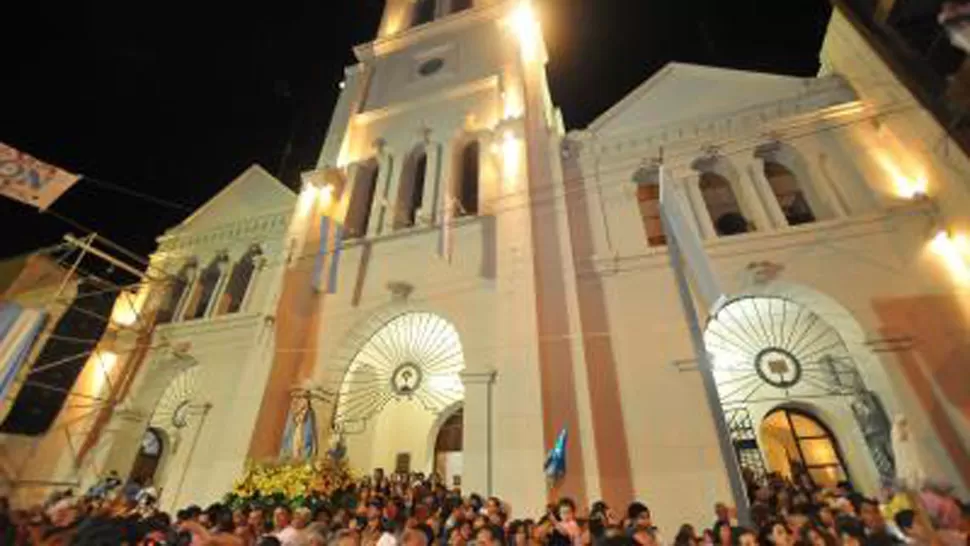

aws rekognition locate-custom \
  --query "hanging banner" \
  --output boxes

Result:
[0,303,48,407]
[0,142,80,210]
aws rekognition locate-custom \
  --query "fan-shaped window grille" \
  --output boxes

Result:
[333,312,464,429]
[705,297,866,408]
[151,367,202,432]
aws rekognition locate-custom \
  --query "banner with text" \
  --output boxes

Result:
[0,143,79,210]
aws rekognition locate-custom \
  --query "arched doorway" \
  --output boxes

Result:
[332,312,465,475]
[705,295,895,489]
[761,408,849,488]
[434,408,463,488]
[129,428,165,485]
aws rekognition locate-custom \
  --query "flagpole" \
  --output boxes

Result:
[661,210,752,525]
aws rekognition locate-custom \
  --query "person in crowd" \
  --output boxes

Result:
[670,524,694,546]
[712,520,733,546]
[626,502,661,546]
[758,519,793,546]
[6,465,970,546]
[713,504,732,528]
[858,497,904,544]
[735,527,759,546]
[273,505,305,546]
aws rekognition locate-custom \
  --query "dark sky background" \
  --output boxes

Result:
[0,0,833,263]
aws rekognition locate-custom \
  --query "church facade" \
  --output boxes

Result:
[10,0,970,531]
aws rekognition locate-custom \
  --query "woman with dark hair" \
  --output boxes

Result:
[734,528,758,546]
[758,520,794,546]
[799,524,836,546]
[674,524,699,546]
[508,519,529,546]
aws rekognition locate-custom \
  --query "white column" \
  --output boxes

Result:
[369,146,395,237]
[239,257,266,313]
[733,161,773,233]
[460,369,496,496]
[204,260,230,318]
[684,175,718,240]
[793,146,850,219]
[419,142,442,226]
[340,162,363,228]
[174,269,199,321]
[745,157,788,229]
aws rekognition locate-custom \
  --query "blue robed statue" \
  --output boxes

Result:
[280,392,319,460]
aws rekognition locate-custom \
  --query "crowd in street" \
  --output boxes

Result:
[0,467,967,546]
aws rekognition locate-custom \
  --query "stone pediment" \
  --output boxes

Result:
[165,164,296,237]
[588,63,827,136]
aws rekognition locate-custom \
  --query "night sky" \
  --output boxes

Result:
[1,0,833,263]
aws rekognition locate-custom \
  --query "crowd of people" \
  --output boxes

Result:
[0,466,967,546]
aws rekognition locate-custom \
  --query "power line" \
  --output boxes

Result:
[80,175,195,213]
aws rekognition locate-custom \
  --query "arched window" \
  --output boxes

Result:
[129,428,164,485]
[451,0,472,14]
[218,246,262,315]
[185,257,224,320]
[700,172,750,236]
[434,408,463,487]
[760,408,849,489]
[346,161,380,238]
[458,141,479,216]
[396,149,428,229]
[413,0,437,26]
[156,262,195,324]
[764,161,816,226]
[636,183,666,246]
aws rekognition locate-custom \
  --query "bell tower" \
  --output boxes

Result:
[283,0,593,512]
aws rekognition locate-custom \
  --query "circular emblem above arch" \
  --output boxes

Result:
[705,296,866,406]
[704,296,896,481]
[333,312,464,431]
[150,366,205,434]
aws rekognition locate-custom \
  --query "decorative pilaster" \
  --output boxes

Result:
[204,255,230,318]
[420,141,442,226]
[684,175,718,240]
[369,139,393,238]
[745,157,788,229]
[734,161,773,232]
[460,369,497,497]
[239,255,267,313]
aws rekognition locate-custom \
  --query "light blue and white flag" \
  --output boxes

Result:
[543,427,568,485]
[0,303,48,405]
[311,216,344,294]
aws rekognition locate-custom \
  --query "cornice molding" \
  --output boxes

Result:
[156,209,291,252]
[153,312,264,339]
[566,80,860,159]
[354,76,499,127]
[579,202,935,277]
[354,2,511,60]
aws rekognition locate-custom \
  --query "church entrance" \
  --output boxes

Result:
[433,408,463,488]
[705,295,895,490]
[331,312,465,476]
[760,408,848,488]
[129,428,164,485]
